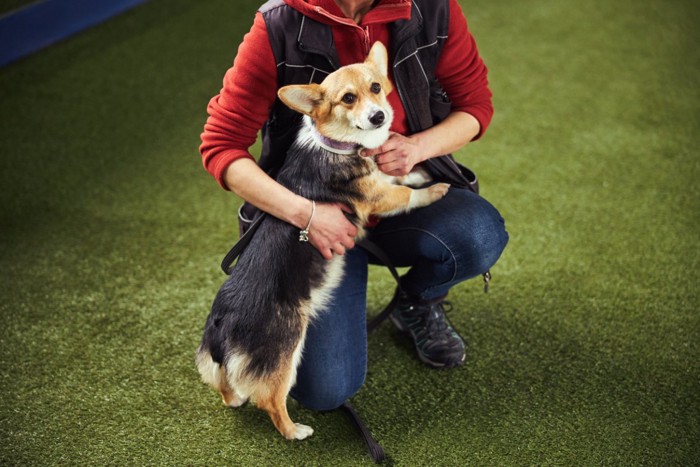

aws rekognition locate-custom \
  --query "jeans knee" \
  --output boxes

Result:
[482,221,508,272]
[469,208,509,274]
[437,194,508,278]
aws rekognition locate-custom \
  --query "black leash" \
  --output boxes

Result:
[340,402,387,463]
[356,238,404,333]
[221,223,488,326]
[217,215,488,464]
[220,211,266,275]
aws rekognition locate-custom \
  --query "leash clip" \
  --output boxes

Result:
[483,270,491,293]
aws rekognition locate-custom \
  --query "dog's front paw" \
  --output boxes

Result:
[287,423,314,440]
[427,182,450,201]
[408,183,450,210]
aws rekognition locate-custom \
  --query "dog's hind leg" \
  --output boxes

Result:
[257,388,313,440]
[256,361,313,440]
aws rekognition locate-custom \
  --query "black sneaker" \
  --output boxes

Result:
[389,291,466,368]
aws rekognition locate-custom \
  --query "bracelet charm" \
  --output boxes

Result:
[299,200,315,242]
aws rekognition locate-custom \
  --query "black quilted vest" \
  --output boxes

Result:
[256,0,479,193]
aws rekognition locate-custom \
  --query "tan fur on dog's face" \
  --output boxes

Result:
[278,42,394,149]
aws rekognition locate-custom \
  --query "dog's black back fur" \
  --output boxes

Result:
[200,137,372,379]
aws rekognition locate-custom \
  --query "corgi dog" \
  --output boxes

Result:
[196,42,449,441]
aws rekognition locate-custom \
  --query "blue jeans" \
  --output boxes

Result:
[289,188,508,411]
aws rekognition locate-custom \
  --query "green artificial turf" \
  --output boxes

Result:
[1,0,698,464]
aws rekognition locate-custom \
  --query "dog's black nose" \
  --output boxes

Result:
[369,111,385,127]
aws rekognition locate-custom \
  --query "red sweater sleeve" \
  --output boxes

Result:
[436,0,493,140]
[199,13,278,189]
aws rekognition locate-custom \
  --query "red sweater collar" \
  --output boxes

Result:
[284,0,411,26]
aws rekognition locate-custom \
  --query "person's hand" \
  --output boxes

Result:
[360,132,424,176]
[307,202,358,260]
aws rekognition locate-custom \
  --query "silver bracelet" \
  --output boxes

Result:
[299,200,316,242]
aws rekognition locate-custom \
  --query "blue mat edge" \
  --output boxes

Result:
[0,0,151,68]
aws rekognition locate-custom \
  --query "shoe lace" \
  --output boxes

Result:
[405,300,456,342]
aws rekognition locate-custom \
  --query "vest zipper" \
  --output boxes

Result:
[362,26,370,54]
[313,7,372,55]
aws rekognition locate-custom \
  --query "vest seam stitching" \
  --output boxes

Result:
[298,16,306,44]
[393,38,437,67]
[411,0,423,21]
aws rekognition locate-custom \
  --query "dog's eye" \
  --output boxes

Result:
[370,83,381,94]
[341,93,356,104]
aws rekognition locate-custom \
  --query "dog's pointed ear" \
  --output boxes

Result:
[278,84,323,116]
[365,41,389,78]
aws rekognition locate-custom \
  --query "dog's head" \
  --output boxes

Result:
[278,42,394,149]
